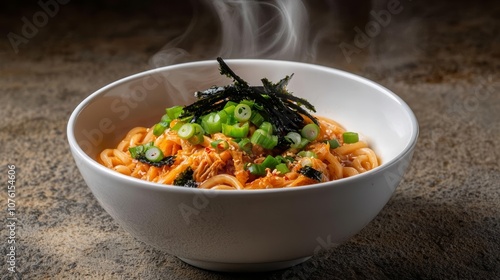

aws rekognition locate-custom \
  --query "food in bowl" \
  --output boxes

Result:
[98,58,379,190]
[67,59,418,272]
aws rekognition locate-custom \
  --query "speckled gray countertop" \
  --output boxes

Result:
[0,0,499,279]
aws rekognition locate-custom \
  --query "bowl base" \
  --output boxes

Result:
[178,256,312,272]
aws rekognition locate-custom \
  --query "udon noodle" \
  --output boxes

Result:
[99,115,379,190]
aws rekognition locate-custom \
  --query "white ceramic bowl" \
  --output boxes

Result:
[67,59,418,272]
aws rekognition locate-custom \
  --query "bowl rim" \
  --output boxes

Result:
[67,58,419,195]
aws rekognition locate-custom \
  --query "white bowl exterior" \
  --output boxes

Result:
[68,60,418,265]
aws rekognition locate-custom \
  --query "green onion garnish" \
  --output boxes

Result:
[275,163,290,175]
[249,111,264,127]
[166,106,184,120]
[145,146,164,162]
[238,138,252,154]
[161,114,171,122]
[326,139,340,149]
[297,151,318,158]
[153,121,170,136]
[217,110,228,124]
[211,140,229,153]
[240,99,255,107]
[178,123,195,139]
[224,101,238,109]
[222,122,249,138]
[188,123,205,145]
[234,103,252,122]
[201,112,223,134]
[171,121,184,131]
[342,132,359,144]
[259,121,273,135]
[284,132,302,149]
[301,123,320,141]
[129,142,174,167]
[297,138,310,149]
[250,129,278,150]
[248,163,266,176]
[261,155,279,170]
[129,145,144,158]
[223,105,236,118]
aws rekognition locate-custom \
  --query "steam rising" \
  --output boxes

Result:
[149,0,313,68]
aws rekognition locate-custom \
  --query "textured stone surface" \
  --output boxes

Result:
[0,0,499,279]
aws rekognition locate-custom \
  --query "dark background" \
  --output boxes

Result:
[1,1,499,279]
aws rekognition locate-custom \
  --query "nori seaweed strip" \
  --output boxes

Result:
[299,166,323,182]
[260,78,317,116]
[253,87,303,122]
[136,155,176,167]
[217,57,249,88]
[259,76,318,127]
[180,87,235,121]
[272,92,316,113]
[280,99,320,126]
[267,95,303,133]
[173,167,198,188]
[275,74,293,91]
[195,86,226,99]
[261,76,292,95]
[243,88,301,135]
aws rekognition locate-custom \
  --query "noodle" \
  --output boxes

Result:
[98,116,380,190]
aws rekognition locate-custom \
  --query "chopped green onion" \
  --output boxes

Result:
[143,142,154,149]
[301,123,320,141]
[188,123,205,145]
[240,99,255,107]
[250,129,266,145]
[201,112,223,134]
[161,114,171,122]
[250,129,278,150]
[259,121,273,135]
[275,163,290,175]
[166,106,183,120]
[211,140,229,152]
[171,121,184,131]
[223,104,236,116]
[297,151,318,158]
[153,121,170,136]
[178,123,195,139]
[326,139,341,149]
[145,146,164,162]
[234,103,252,122]
[248,163,266,176]
[274,155,292,163]
[217,110,228,124]
[253,102,264,111]
[265,135,278,150]
[224,101,238,109]
[238,138,252,154]
[342,132,359,144]
[224,106,237,124]
[129,145,144,158]
[249,111,264,127]
[261,155,279,169]
[179,115,194,123]
[297,138,310,149]
[222,122,249,138]
[284,132,302,149]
